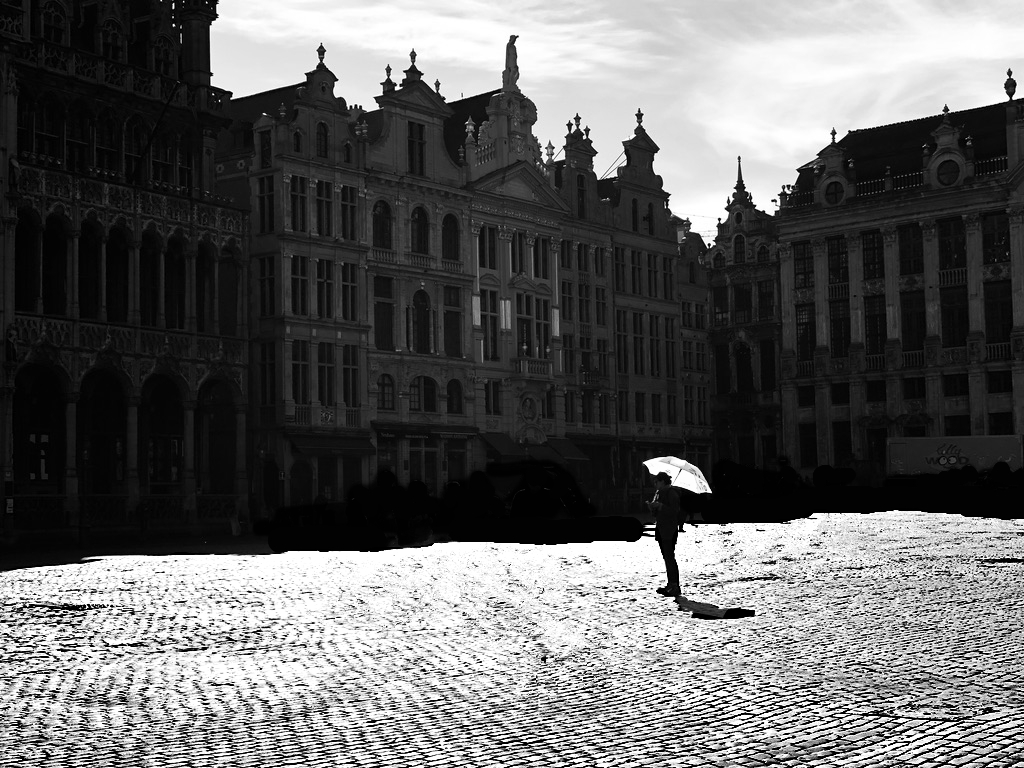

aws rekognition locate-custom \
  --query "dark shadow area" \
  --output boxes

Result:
[673,596,756,619]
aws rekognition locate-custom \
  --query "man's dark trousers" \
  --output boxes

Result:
[656,525,679,588]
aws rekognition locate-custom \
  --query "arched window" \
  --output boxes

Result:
[292,131,302,153]
[42,214,68,316]
[647,202,655,235]
[733,234,746,264]
[16,94,33,153]
[576,174,587,219]
[446,380,463,414]
[153,36,174,76]
[343,143,353,163]
[106,225,130,323]
[410,376,438,412]
[442,214,460,261]
[410,207,430,255]
[713,252,725,268]
[757,244,770,263]
[372,200,392,249]
[316,123,329,158]
[377,374,395,411]
[41,1,67,44]
[411,289,431,353]
[151,133,174,183]
[139,228,161,326]
[101,20,124,62]
[196,239,216,333]
[631,198,639,232]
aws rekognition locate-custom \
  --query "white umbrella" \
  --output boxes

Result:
[642,456,712,495]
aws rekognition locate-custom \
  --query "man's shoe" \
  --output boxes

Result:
[662,586,682,597]
[656,586,671,595]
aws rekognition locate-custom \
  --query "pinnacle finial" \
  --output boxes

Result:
[410,49,417,65]
[1006,68,1017,100]
[386,64,392,78]
[830,127,837,143]
[943,103,950,115]
[736,155,744,184]
[435,79,441,93]
[317,43,326,64]
[574,113,581,129]
[636,108,644,125]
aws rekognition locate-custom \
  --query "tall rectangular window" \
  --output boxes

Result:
[901,290,925,351]
[982,212,1010,264]
[634,392,646,423]
[630,250,643,295]
[712,286,729,326]
[444,286,463,357]
[759,339,776,391]
[317,342,335,406]
[373,276,394,351]
[830,300,851,357]
[533,237,550,279]
[696,342,707,371]
[596,338,608,375]
[577,243,589,272]
[666,394,677,425]
[682,340,694,370]
[290,176,308,232]
[898,223,924,275]
[864,295,886,355]
[560,239,572,269]
[681,301,693,328]
[615,310,629,374]
[938,217,966,270]
[478,226,497,270]
[757,279,774,320]
[259,131,272,169]
[695,303,707,330]
[565,390,577,424]
[485,380,501,415]
[341,344,359,407]
[595,286,607,326]
[649,315,661,377]
[647,253,659,298]
[599,393,610,425]
[316,259,333,319]
[651,394,662,424]
[259,256,275,316]
[257,176,275,233]
[827,236,848,283]
[793,241,813,288]
[733,284,752,324]
[408,121,426,175]
[984,280,1012,344]
[315,180,332,237]
[594,247,605,278]
[291,340,310,405]
[617,390,629,422]
[632,312,645,375]
[799,423,818,469]
[683,385,694,425]
[481,289,499,361]
[562,334,575,374]
[664,318,676,378]
[511,232,527,275]
[613,247,626,292]
[339,262,357,321]
[291,256,308,316]
[663,258,674,301]
[715,344,731,394]
[940,285,968,348]
[339,185,357,240]
[578,283,591,324]
[561,281,574,321]
[862,230,884,280]
[796,303,815,361]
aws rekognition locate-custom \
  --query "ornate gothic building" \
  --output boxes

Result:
[1,1,248,543]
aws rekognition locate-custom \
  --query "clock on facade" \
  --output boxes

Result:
[937,159,960,186]
[824,181,844,205]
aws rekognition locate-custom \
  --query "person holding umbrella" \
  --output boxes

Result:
[647,472,682,597]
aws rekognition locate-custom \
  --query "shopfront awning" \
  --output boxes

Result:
[480,432,528,461]
[289,435,374,456]
[524,443,563,464]
[547,437,590,463]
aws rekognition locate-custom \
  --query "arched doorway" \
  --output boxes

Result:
[78,368,127,495]
[140,375,184,494]
[196,378,236,495]
[290,460,313,506]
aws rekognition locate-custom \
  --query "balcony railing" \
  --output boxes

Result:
[406,252,433,270]
[827,282,849,300]
[986,342,1011,361]
[939,268,967,286]
[796,360,814,377]
[975,156,1008,176]
[344,408,361,427]
[440,258,464,274]
[293,405,311,426]
[857,178,886,196]
[80,495,131,527]
[903,350,925,368]
[892,171,923,190]
[865,354,885,371]
[370,247,397,264]
[513,357,553,377]
[577,368,606,388]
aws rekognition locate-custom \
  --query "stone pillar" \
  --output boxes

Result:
[65,396,79,527]
[778,243,795,351]
[235,405,247,529]
[1008,208,1024,330]
[968,368,985,435]
[848,233,864,345]
[99,234,108,322]
[126,396,140,511]
[921,219,940,338]
[882,225,901,339]
[925,372,942,436]
[158,247,166,328]
[1013,362,1024,435]
[498,226,514,284]
[965,213,984,334]
[69,232,80,319]
[128,241,140,326]
[183,400,197,527]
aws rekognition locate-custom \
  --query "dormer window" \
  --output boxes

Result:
[824,181,844,205]
[316,123,329,158]
[408,121,426,175]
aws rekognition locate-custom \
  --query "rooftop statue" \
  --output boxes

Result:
[503,34,519,91]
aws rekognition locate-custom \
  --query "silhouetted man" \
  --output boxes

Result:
[648,472,681,597]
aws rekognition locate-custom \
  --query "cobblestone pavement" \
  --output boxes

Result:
[2,511,1023,768]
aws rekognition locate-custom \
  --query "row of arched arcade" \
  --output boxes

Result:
[7,361,246,537]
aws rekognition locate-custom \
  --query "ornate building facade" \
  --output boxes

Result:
[706,159,781,469]
[775,72,1024,478]
[220,42,688,514]
[1,1,249,543]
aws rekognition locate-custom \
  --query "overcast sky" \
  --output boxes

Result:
[211,0,1023,244]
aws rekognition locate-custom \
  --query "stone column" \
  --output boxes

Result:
[968,370,985,435]
[158,247,166,328]
[925,372,942,436]
[778,243,795,351]
[921,219,940,338]
[99,234,108,322]
[69,232,80,319]
[812,238,829,354]
[126,396,140,512]
[183,400,197,527]
[65,395,79,527]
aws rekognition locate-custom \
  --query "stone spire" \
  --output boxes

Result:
[732,155,752,205]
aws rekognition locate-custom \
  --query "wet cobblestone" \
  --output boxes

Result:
[2,511,1023,767]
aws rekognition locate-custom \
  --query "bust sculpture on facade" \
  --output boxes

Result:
[503,35,520,91]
